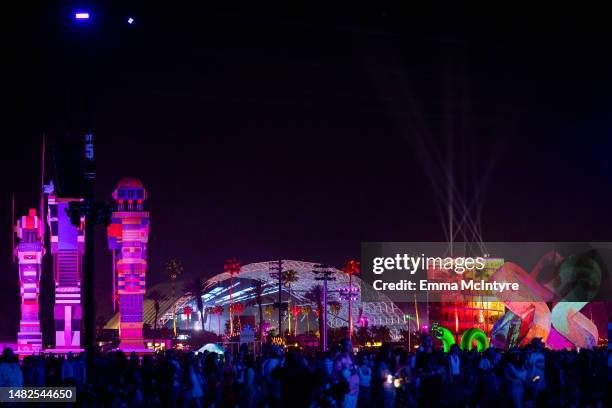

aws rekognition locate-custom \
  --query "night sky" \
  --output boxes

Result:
[3,4,612,340]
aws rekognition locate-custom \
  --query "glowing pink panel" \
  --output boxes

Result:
[107,178,150,350]
[47,192,85,351]
[15,209,44,355]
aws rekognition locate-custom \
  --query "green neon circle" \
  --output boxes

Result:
[460,328,489,352]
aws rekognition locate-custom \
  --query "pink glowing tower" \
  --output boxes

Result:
[47,189,85,351]
[107,178,150,350]
[14,209,45,354]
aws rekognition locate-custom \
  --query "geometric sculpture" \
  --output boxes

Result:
[490,310,525,349]
[501,301,552,347]
[14,209,44,355]
[490,252,599,349]
[47,190,85,351]
[427,258,506,336]
[549,302,598,349]
[107,178,150,350]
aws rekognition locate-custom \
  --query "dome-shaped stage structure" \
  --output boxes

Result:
[106,260,409,340]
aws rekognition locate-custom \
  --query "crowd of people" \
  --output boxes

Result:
[0,335,610,407]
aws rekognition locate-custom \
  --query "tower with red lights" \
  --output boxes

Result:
[15,209,45,354]
[47,190,85,351]
[107,178,150,350]
[427,258,506,340]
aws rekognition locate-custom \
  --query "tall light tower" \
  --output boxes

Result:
[47,183,86,352]
[81,131,95,354]
[166,259,183,337]
[64,7,104,351]
[269,260,287,338]
[107,178,150,350]
[341,259,360,340]
[60,134,109,353]
[313,264,335,351]
[14,209,45,355]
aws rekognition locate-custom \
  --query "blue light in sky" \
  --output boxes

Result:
[74,12,90,20]
[127,17,134,25]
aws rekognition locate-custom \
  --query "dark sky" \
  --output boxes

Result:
[3,3,612,339]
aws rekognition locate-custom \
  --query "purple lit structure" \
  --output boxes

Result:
[107,178,150,351]
[14,209,44,355]
[47,188,85,352]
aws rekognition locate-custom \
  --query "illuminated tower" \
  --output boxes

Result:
[427,258,506,337]
[47,188,85,351]
[14,209,44,354]
[107,178,150,350]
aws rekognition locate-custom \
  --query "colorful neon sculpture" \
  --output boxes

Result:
[431,324,455,352]
[459,328,489,351]
[47,190,85,351]
[490,251,600,349]
[549,302,597,349]
[107,178,150,350]
[14,209,44,354]
[432,324,489,352]
[427,258,506,336]
[490,311,524,349]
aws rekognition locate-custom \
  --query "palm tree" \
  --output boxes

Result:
[282,270,299,335]
[399,328,415,349]
[183,306,193,329]
[329,301,341,325]
[264,304,274,320]
[355,326,371,346]
[147,290,162,330]
[223,259,241,336]
[247,279,266,340]
[95,315,107,340]
[371,325,391,343]
[305,285,324,339]
[183,277,205,331]
[342,259,360,339]
[233,302,244,333]
[292,306,301,336]
[213,305,224,336]
[166,259,184,336]
[207,307,214,332]
[302,305,312,333]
